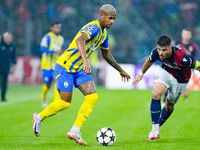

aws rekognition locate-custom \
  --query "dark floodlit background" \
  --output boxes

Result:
[1,0,200,64]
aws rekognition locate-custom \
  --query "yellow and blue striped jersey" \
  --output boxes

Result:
[56,20,109,73]
[40,32,64,70]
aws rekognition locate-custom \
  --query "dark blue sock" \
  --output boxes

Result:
[150,99,161,124]
[163,91,168,103]
[158,106,174,126]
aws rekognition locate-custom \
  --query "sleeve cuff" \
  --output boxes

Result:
[100,46,109,50]
[81,31,91,39]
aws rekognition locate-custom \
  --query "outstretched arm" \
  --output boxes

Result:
[76,32,91,74]
[132,58,153,85]
[100,48,130,82]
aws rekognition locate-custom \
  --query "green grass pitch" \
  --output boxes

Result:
[0,84,200,150]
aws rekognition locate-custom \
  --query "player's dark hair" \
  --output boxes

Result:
[51,21,61,27]
[157,36,171,47]
[182,28,191,32]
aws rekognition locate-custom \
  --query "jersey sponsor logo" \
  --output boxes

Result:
[163,62,181,70]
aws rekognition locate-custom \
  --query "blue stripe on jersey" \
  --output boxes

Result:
[95,31,104,47]
[77,62,83,71]
[67,49,79,61]
[88,50,94,58]
[67,48,77,52]
[76,50,94,71]
[69,48,92,72]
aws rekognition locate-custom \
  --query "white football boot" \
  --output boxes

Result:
[148,124,161,140]
[32,113,43,137]
[67,130,88,146]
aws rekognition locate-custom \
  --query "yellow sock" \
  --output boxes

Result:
[54,84,60,101]
[74,93,99,128]
[42,84,49,100]
[40,99,71,119]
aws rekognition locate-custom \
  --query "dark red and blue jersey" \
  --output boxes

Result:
[149,45,196,83]
[179,40,196,58]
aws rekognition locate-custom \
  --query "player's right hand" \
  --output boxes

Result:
[83,61,91,74]
[132,75,143,85]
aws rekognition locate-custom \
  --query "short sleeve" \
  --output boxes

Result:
[149,48,159,62]
[80,24,99,40]
[181,54,196,68]
[100,33,109,50]
[40,35,50,48]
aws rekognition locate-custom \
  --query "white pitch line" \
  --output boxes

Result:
[0,95,53,106]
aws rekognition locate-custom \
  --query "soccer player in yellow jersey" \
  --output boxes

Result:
[40,21,64,108]
[32,4,130,146]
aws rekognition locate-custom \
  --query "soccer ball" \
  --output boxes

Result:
[96,127,116,146]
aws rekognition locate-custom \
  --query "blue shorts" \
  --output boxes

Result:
[55,63,93,92]
[42,69,56,84]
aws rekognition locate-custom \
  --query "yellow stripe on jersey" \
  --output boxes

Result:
[56,20,109,73]
[40,32,64,70]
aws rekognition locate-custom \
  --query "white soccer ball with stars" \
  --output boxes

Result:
[96,127,116,146]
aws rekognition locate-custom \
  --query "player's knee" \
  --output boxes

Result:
[152,90,163,100]
[59,99,71,109]
[85,93,99,105]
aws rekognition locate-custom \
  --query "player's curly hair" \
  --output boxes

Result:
[100,4,116,15]
[157,35,171,47]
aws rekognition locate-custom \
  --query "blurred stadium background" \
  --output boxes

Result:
[1,0,200,89]
[1,0,200,88]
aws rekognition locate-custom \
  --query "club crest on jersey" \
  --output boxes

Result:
[64,81,68,88]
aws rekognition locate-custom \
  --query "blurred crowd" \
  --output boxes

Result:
[0,0,200,64]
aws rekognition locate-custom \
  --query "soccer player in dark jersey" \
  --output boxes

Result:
[132,36,200,140]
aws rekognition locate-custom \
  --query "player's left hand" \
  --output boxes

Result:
[119,70,131,82]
